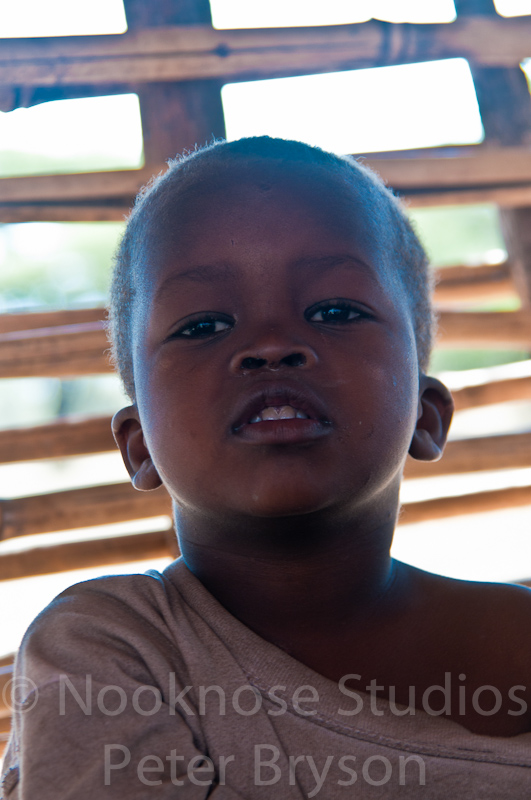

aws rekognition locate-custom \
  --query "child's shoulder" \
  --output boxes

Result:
[417,566,531,679]
[21,569,178,654]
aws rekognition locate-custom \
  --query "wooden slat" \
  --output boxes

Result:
[0,309,105,334]
[1,17,531,87]
[0,528,179,581]
[437,310,531,348]
[0,416,115,463]
[5,184,531,222]
[404,184,531,209]
[2,374,530,466]
[452,375,531,410]
[6,150,531,205]
[0,166,156,204]
[400,484,531,525]
[371,149,531,191]
[0,203,131,223]
[0,322,112,378]
[404,432,531,480]
[1,311,529,379]
[433,263,516,305]
[0,482,172,540]
[5,183,531,221]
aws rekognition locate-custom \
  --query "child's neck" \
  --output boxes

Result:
[175,507,399,646]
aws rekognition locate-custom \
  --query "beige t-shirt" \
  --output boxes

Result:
[2,559,531,798]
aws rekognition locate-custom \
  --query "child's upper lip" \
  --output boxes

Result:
[231,381,332,432]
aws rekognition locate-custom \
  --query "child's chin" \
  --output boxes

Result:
[244,490,331,519]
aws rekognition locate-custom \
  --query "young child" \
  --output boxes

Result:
[3,137,531,799]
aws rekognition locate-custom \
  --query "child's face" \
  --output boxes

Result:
[124,163,437,525]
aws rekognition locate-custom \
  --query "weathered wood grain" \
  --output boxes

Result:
[400,484,531,525]
[0,528,178,580]
[404,432,531,479]
[0,483,172,540]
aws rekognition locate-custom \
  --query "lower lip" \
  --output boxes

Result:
[233,418,332,445]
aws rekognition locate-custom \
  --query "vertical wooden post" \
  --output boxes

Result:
[453,0,497,14]
[455,0,531,307]
[123,0,213,28]
[471,67,531,147]
[122,0,226,166]
[499,209,531,306]
[455,0,531,146]
[136,81,226,165]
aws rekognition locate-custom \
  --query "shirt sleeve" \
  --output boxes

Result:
[1,577,246,800]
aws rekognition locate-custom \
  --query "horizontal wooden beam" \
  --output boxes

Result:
[3,379,530,465]
[0,716,12,736]
[0,166,154,204]
[4,181,531,220]
[400,484,531,525]
[372,150,531,192]
[0,308,105,334]
[0,322,112,378]
[452,374,531,410]
[433,263,516,305]
[437,310,531,348]
[0,482,172,540]
[404,432,531,480]
[0,528,179,581]
[1,17,531,89]
[4,150,531,208]
[1,311,529,379]
[0,203,131,223]
[0,415,115,463]
[397,184,531,209]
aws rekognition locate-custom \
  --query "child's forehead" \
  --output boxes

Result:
[170,158,377,214]
[143,159,387,265]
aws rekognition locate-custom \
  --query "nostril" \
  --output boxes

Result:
[282,353,306,368]
[241,356,267,370]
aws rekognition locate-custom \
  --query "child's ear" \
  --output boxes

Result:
[409,375,454,462]
[112,405,163,491]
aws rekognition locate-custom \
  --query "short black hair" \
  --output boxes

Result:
[108,136,434,401]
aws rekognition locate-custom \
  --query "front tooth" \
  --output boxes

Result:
[260,405,297,421]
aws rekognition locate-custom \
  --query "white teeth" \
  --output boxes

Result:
[249,405,309,423]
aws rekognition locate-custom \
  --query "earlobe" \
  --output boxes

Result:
[409,376,454,462]
[111,405,163,491]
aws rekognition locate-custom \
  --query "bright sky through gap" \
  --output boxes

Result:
[210,0,456,29]
[494,0,531,16]
[0,0,127,38]
[0,94,144,176]
[222,58,484,154]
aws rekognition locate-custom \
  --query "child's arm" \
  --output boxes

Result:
[2,577,244,799]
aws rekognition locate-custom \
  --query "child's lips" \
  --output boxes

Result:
[231,384,332,444]
[234,416,332,445]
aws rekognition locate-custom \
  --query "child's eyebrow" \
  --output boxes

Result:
[291,254,382,284]
[153,254,380,305]
[153,264,237,302]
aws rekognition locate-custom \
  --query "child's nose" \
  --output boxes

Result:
[229,336,318,374]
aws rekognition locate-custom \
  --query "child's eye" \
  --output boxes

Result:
[306,301,365,324]
[172,315,233,339]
